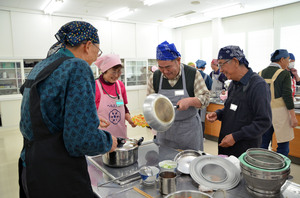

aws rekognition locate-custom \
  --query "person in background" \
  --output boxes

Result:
[260,49,297,157]
[147,41,210,151]
[206,45,272,158]
[210,59,227,97]
[195,59,212,140]
[287,53,300,98]
[18,21,117,198]
[187,62,196,68]
[95,54,136,138]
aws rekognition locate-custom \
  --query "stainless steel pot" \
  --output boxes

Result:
[102,137,144,167]
[143,94,176,132]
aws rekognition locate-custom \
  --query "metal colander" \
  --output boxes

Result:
[244,148,285,170]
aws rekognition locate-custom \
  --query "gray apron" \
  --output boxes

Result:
[156,65,203,151]
[211,72,223,96]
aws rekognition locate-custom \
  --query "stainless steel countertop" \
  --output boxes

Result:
[87,141,300,198]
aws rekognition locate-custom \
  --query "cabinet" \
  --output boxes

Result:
[124,59,157,87]
[204,103,223,138]
[0,61,23,95]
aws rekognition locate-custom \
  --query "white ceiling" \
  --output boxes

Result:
[0,0,300,28]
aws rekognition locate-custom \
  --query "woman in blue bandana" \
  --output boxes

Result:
[147,41,210,151]
[206,45,272,157]
[19,21,117,198]
[260,49,298,156]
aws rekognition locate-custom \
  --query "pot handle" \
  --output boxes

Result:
[117,137,126,147]
[137,137,144,146]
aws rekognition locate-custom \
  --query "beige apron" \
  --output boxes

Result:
[260,69,294,143]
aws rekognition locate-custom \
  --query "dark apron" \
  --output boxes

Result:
[218,73,260,157]
[156,65,202,151]
[18,57,95,198]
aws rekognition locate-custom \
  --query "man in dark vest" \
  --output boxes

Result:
[206,45,272,158]
[18,21,117,198]
[147,41,210,151]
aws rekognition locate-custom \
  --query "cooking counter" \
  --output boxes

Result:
[87,140,300,198]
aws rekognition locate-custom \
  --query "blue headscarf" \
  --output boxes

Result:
[218,45,249,68]
[47,21,99,57]
[196,59,206,68]
[156,41,181,61]
[270,49,289,62]
[289,53,295,61]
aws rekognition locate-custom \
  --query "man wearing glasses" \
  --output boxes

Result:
[206,45,272,158]
[19,21,117,198]
[147,41,210,151]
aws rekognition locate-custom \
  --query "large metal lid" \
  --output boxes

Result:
[189,155,240,190]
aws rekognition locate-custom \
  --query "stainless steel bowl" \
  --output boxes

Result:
[143,94,175,132]
[165,190,212,198]
[173,150,202,174]
[200,163,228,183]
[239,152,290,197]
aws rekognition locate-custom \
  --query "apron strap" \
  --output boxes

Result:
[259,69,284,100]
[28,57,72,139]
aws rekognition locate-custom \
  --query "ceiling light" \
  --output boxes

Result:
[107,7,135,21]
[43,0,64,14]
[142,0,164,6]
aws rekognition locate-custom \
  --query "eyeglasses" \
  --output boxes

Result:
[108,70,122,76]
[218,59,231,69]
[92,43,103,57]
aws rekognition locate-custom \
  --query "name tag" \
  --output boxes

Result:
[116,99,124,107]
[175,90,184,96]
[230,103,238,111]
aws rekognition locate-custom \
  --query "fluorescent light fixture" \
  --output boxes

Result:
[107,7,135,21]
[142,0,164,6]
[44,0,64,14]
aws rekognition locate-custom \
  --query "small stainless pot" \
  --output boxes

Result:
[102,137,144,167]
[143,94,175,132]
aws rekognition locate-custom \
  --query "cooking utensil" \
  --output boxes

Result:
[97,170,140,187]
[102,137,144,167]
[133,187,153,198]
[139,166,160,185]
[244,148,285,170]
[165,190,213,198]
[159,171,177,195]
[189,155,240,190]
[173,150,202,174]
[143,94,176,132]
[239,152,291,197]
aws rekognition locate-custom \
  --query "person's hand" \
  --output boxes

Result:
[125,113,137,128]
[128,119,137,128]
[176,98,192,111]
[99,118,110,128]
[219,134,235,147]
[206,112,217,122]
[291,116,298,128]
[109,136,118,153]
[291,68,298,76]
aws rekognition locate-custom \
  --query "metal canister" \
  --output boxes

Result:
[159,171,176,195]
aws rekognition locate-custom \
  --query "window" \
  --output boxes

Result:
[248,29,274,72]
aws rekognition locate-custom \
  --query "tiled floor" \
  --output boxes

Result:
[0,123,299,198]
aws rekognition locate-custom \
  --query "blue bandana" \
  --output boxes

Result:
[196,59,206,68]
[47,21,99,57]
[289,53,295,61]
[218,45,249,67]
[270,49,289,62]
[156,41,181,61]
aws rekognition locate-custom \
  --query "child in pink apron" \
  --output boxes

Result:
[95,54,136,138]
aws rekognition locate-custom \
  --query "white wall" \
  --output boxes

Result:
[174,2,300,73]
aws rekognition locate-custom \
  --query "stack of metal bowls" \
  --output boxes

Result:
[239,148,291,198]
